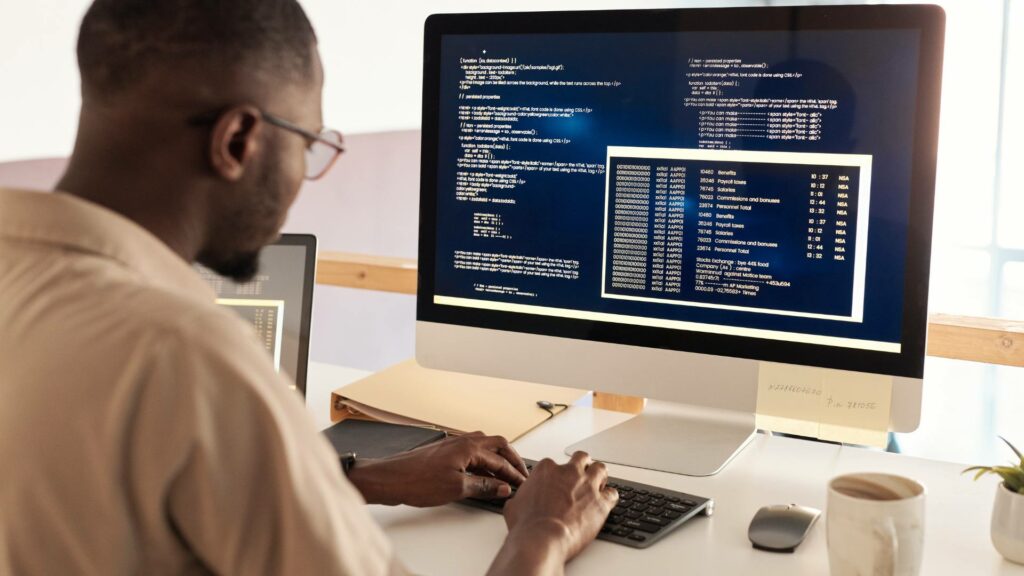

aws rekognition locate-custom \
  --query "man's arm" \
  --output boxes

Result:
[345,432,529,506]
[489,452,618,576]
[345,432,616,574]
[141,315,400,575]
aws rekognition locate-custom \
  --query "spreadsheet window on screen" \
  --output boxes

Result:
[432,28,921,354]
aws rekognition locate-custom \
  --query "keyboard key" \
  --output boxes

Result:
[623,520,644,531]
[630,503,649,512]
[637,489,650,496]
[627,533,647,542]
[613,528,633,537]
[635,495,650,504]
[667,503,692,513]
[648,507,665,516]
[618,486,633,492]
[682,499,698,507]
[607,514,623,525]
[626,510,642,519]
[663,511,682,520]
[667,496,681,503]
[620,491,635,500]
[641,515,669,526]
[630,521,662,534]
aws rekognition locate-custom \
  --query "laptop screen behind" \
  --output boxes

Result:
[197,234,316,395]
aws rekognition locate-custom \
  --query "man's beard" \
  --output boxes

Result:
[208,250,261,282]
[199,162,282,282]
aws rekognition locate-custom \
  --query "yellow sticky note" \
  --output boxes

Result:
[756,362,893,448]
[818,370,892,448]
[755,362,824,438]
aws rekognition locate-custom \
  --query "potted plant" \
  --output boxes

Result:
[964,436,1024,564]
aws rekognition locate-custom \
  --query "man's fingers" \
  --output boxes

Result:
[586,461,608,486]
[462,474,512,500]
[568,450,592,472]
[602,485,620,509]
[468,447,527,485]
[480,435,530,478]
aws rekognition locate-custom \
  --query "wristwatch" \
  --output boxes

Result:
[340,452,357,474]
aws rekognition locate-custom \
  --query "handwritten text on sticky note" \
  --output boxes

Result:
[755,362,892,447]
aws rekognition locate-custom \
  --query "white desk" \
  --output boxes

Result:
[306,362,1024,575]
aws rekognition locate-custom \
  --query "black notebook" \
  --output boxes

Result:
[323,419,447,459]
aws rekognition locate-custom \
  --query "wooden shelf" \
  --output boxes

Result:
[316,251,417,295]
[927,313,1024,368]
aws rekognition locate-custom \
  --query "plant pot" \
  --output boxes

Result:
[992,482,1024,564]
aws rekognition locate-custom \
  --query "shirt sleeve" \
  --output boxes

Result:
[125,307,405,575]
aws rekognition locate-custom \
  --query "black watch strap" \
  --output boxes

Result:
[340,452,357,474]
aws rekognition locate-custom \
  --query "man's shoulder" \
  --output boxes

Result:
[111,279,260,357]
[5,245,257,365]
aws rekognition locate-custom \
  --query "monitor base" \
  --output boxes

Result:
[565,400,756,476]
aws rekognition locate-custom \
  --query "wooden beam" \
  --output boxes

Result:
[927,314,1024,368]
[593,393,646,414]
[316,251,417,295]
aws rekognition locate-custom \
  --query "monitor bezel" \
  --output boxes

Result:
[274,233,317,395]
[417,5,944,379]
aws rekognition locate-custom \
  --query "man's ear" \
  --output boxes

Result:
[208,105,263,182]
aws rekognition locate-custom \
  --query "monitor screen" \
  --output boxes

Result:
[198,234,316,393]
[419,7,942,379]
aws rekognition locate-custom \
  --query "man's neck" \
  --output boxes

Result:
[56,158,206,264]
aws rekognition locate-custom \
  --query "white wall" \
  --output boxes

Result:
[0,0,761,161]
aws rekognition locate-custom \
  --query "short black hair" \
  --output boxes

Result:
[77,0,317,98]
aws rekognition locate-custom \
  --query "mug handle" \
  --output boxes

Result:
[874,517,899,576]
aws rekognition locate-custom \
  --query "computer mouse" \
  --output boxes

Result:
[748,504,821,553]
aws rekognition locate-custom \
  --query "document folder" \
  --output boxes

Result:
[331,359,588,441]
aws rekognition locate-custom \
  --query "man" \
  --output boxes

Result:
[0,1,617,574]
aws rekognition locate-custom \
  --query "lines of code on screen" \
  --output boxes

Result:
[434,30,920,349]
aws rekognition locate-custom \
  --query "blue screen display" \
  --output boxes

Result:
[434,30,920,349]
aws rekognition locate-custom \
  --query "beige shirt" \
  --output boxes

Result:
[0,188,402,575]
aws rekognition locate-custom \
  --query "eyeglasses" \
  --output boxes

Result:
[188,109,345,180]
[262,112,345,180]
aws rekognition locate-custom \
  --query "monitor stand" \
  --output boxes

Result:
[564,399,756,476]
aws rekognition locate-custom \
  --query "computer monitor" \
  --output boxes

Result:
[417,5,944,475]
[198,233,317,395]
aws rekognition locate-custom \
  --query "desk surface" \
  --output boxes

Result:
[306,362,1024,575]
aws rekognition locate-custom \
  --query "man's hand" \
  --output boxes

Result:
[488,452,618,575]
[344,431,529,507]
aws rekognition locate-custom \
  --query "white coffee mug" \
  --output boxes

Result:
[827,472,926,576]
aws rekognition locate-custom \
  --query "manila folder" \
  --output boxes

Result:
[331,359,588,441]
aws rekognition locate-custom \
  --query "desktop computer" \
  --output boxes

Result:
[416,5,945,475]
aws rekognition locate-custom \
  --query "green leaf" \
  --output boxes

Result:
[993,467,1024,492]
[962,466,994,481]
[1001,436,1024,468]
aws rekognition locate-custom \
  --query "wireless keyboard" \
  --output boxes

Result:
[461,458,713,549]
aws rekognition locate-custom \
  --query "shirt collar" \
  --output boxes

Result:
[0,188,216,303]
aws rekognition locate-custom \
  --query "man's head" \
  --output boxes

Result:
[68,0,326,280]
